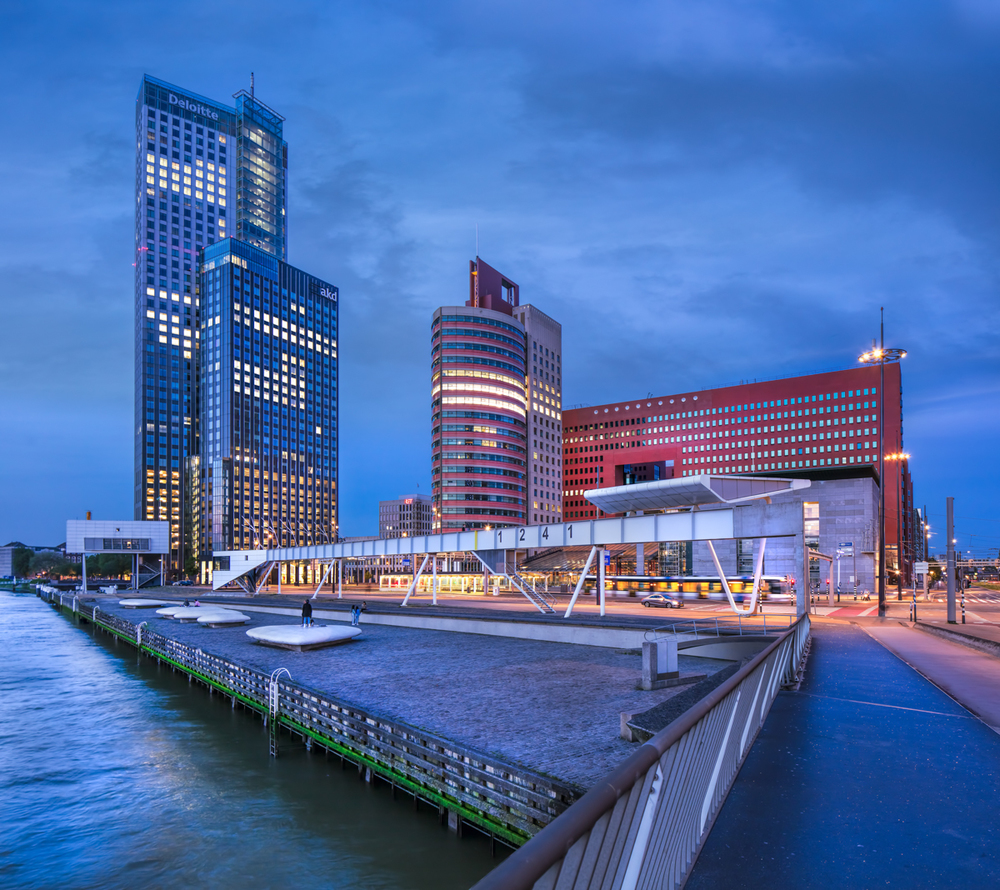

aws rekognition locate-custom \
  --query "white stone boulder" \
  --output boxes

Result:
[170,606,235,623]
[197,610,251,627]
[246,625,362,651]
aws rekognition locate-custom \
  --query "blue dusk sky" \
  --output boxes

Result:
[1,0,998,557]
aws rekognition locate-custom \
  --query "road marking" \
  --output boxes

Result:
[791,691,975,719]
[859,605,878,617]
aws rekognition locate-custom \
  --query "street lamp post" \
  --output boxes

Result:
[859,308,906,619]
[885,451,910,601]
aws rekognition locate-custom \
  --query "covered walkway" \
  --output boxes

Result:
[686,622,1000,888]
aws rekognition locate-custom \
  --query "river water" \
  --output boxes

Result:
[0,592,500,889]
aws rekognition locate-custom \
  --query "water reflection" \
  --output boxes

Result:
[0,593,500,889]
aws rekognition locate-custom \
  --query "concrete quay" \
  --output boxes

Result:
[87,595,732,790]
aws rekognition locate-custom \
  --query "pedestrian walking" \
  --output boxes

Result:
[301,599,313,627]
[350,604,360,626]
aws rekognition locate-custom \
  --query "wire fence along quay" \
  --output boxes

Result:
[472,614,811,890]
[39,589,579,848]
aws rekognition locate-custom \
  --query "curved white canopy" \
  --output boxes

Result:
[584,474,811,514]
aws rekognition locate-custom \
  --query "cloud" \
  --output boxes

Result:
[0,0,997,549]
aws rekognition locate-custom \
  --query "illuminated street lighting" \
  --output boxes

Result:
[885,451,911,600]
[859,308,907,618]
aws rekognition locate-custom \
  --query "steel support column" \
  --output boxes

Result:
[565,546,599,618]
[598,547,606,617]
[401,554,431,607]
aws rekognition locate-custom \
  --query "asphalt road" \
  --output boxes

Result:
[159,580,1000,627]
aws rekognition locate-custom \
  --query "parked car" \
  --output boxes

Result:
[641,593,683,609]
[171,579,194,586]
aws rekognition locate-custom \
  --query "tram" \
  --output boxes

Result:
[604,575,794,602]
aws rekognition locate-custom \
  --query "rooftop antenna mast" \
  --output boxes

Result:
[476,222,479,259]
[251,72,255,99]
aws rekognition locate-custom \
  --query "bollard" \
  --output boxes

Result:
[642,640,679,690]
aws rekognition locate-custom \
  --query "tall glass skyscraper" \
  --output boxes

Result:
[134,75,291,574]
[199,239,337,573]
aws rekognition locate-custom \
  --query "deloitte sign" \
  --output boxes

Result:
[169,93,220,122]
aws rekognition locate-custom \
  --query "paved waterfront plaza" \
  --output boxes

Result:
[92,598,729,788]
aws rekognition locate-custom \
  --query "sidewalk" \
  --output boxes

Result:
[865,622,1000,733]
[916,619,1000,649]
[686,623,1000,889]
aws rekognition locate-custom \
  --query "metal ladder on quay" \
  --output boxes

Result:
[268,668,290,757]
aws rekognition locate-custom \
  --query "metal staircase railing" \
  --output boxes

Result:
[470,553,554,614]
[514,571,557,608]
[507,571,556,615]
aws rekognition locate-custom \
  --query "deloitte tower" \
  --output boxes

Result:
[134,75,338,578]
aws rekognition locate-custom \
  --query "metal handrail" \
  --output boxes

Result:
[511,570,557,608]
[472,614,810,890]
[504,570,556,614]
[644,614,791,642]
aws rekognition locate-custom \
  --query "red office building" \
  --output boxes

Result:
[561,363,915,583]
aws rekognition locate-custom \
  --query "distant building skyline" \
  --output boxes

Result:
[379,493,433,539]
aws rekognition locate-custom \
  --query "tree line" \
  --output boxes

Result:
[9,548,134,580]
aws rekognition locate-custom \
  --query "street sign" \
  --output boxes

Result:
[402,558,411,567]
[839,542,854,548]
[914,561,929,575]
[604,552,611,566]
